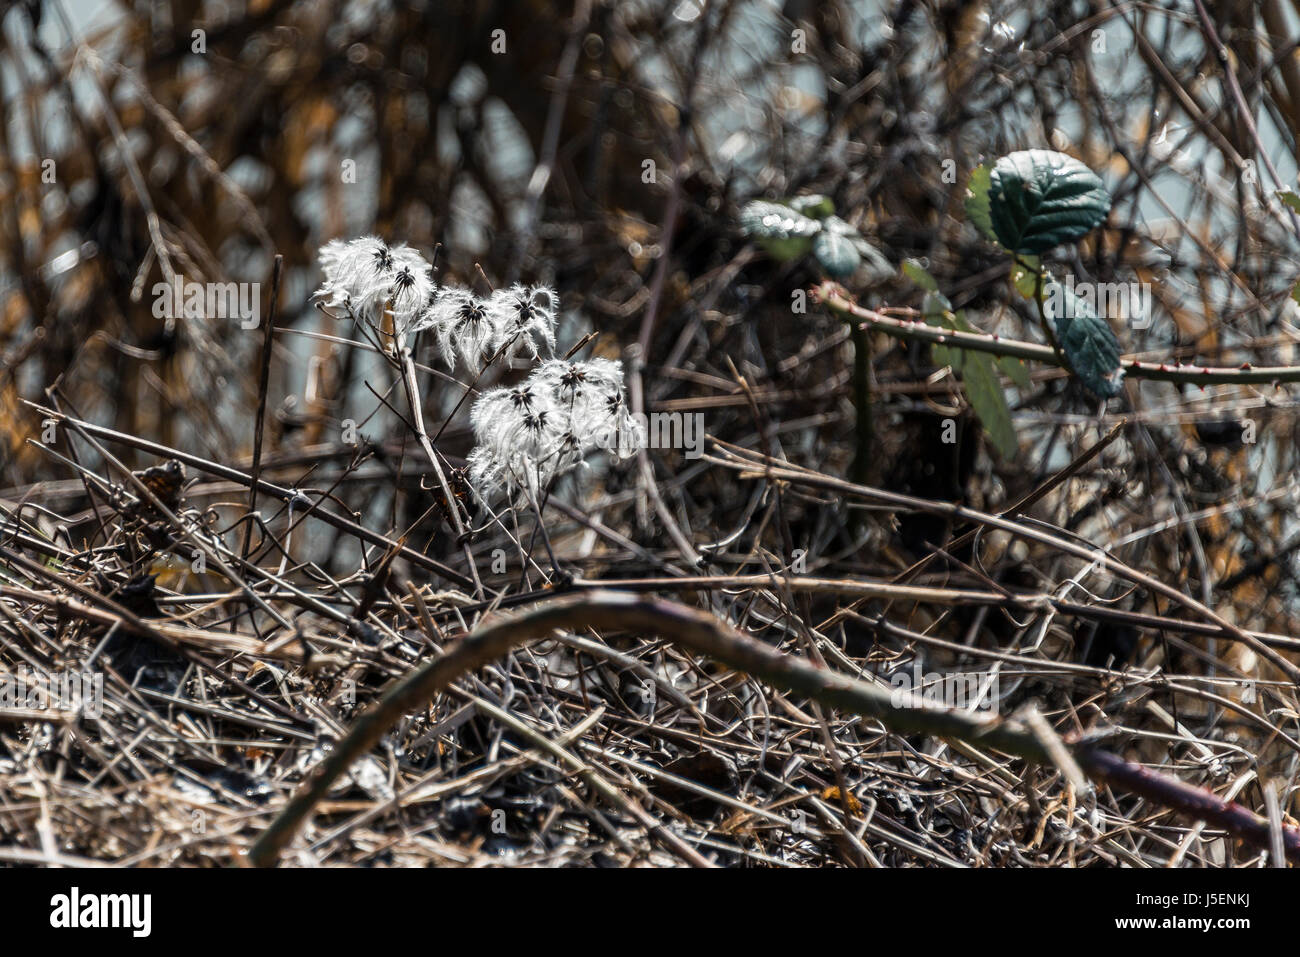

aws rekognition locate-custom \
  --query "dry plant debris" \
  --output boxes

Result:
[1,0,1299,868]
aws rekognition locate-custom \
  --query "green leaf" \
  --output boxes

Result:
[1010,255,1042,299]
[921,289,954,319]
[921,298,1017,457]
[787,194,835,219]
[987,150,1111,254]
[902,258,939,292]
[918,291,1022,455]
[962,350,1019,459]
[997,354,1032,390]
[1291,279,1300,306]
[822,216,892,279]
[920,291,960,369]
[1278,190,1300,214]
[740,200,820,261]
[812,228,861,277]
[964,163,998,244]
[921,290,954,315]
[937,303,1031,390]
[1042,277,1125,397]
[920,289,990,376]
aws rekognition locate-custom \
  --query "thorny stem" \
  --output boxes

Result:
[246,591,1300,867]
[816,282,1300,386]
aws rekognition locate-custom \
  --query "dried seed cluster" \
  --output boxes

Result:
[314,237,643,500]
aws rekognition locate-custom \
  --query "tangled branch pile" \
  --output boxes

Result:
[1,0,1299,867]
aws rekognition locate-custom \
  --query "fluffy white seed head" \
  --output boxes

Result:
[486,284,559,362]
[467,384,584,498]
[528,357,641,456]
[314,238,642,501]
[529,357,626,409]
[386,246,435,335]
[421,287,496,369]
[572,382,646,459]
[466,445,506,498]
[314,236,434,336]
[315,236,389,323]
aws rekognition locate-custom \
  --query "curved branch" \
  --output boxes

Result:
[247,591,1300,867]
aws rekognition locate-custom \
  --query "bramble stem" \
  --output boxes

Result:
[816,282,1300,387]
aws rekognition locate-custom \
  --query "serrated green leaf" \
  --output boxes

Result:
[1042,277,1125,397]
[988,150,1111,254]
[1279,190,1300,214]
[788,194,835,219]
[740,200,820,261]
[1290,279,1300,306]
[964,163,997,243]
[925,301,1017,456]
[902,258,939,292]
[921,293,963,370]
[812,228,861,277]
